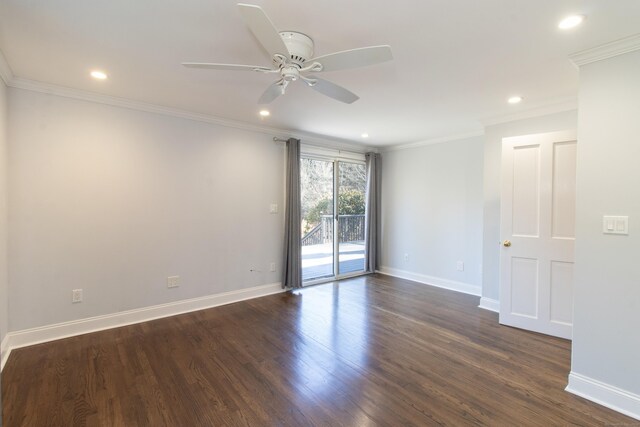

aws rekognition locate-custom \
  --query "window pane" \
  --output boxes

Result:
[338,162,366,275]
[300,158,334,281]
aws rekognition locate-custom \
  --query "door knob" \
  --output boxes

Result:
[503,240,512,247]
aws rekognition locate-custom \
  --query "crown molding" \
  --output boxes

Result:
[381,130,485,152]
[8,76,372,153]
[0,49,14,85]
[362,93,579,152]
[570,33,640,68]
[481,96,577,127]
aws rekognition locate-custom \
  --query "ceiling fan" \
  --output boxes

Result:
[182,3,393,104]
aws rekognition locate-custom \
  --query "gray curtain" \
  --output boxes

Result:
[364,152,381,273]
[282,138,302,288]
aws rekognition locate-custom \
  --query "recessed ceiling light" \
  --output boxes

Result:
[558,15,585,30]
[90,70,108,80]
[508,96,523,104]
[361,133,369,138]
[259,110,270,117]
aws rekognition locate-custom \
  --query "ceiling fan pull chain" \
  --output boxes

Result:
[278,78,289,94]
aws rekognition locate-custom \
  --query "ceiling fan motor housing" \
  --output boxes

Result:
[279,31,314,67]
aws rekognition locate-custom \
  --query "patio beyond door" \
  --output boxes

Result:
[301,158,366,283]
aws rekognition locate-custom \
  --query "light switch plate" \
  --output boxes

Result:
[269,203,278,214]
[602,216,628,235]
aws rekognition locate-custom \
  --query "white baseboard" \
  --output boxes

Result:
[478,297,500,313]
[378,266,481,296]
[1,333,9,371]
[566,371,640,421]
[0,282,284,372]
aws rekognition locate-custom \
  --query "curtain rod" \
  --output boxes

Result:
[273,136,374,157]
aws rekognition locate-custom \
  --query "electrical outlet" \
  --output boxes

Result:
[167,275,180,288]
[269,203,278,214]
[404,253,410,262]
[72,289,83,303]
[457,261,464,271]
[269,262,276,272]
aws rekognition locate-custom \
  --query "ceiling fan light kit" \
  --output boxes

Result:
[182,3,393,104]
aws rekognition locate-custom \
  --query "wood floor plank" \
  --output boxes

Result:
[3,274,637,426]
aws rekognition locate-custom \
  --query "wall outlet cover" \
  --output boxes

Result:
[167,276,180,288]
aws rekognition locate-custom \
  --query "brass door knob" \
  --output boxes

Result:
[503,240,512,247]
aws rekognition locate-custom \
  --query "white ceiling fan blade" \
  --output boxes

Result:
[308,78,359,104]
[258,81,285,104]
[237,3,290,59]
[182,62,272,72]
[309,45,393,72]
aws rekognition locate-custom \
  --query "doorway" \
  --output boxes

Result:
[300,157,366,283]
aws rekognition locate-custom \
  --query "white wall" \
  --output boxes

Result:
[0,71,7,427]
[482,110,577,301]
[7,87,287,331]
[380,136,484,293]
[0,77,8,348]
[570,50,640,399]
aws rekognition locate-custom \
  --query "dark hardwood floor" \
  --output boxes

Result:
[2,274,637,426]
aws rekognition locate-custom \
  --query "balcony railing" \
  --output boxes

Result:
[301,214,365,246]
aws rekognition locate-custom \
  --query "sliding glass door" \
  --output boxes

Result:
[337,162,366,276]
[300,157,366,283]
[300,158,334,281]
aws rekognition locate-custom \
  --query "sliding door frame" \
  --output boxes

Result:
[300,145,368,285]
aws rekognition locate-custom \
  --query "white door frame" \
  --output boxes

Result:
[300,148,367,285]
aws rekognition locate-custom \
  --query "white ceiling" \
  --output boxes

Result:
[1,0,639,147]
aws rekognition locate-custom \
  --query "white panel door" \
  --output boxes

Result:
[499,130,577,339]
